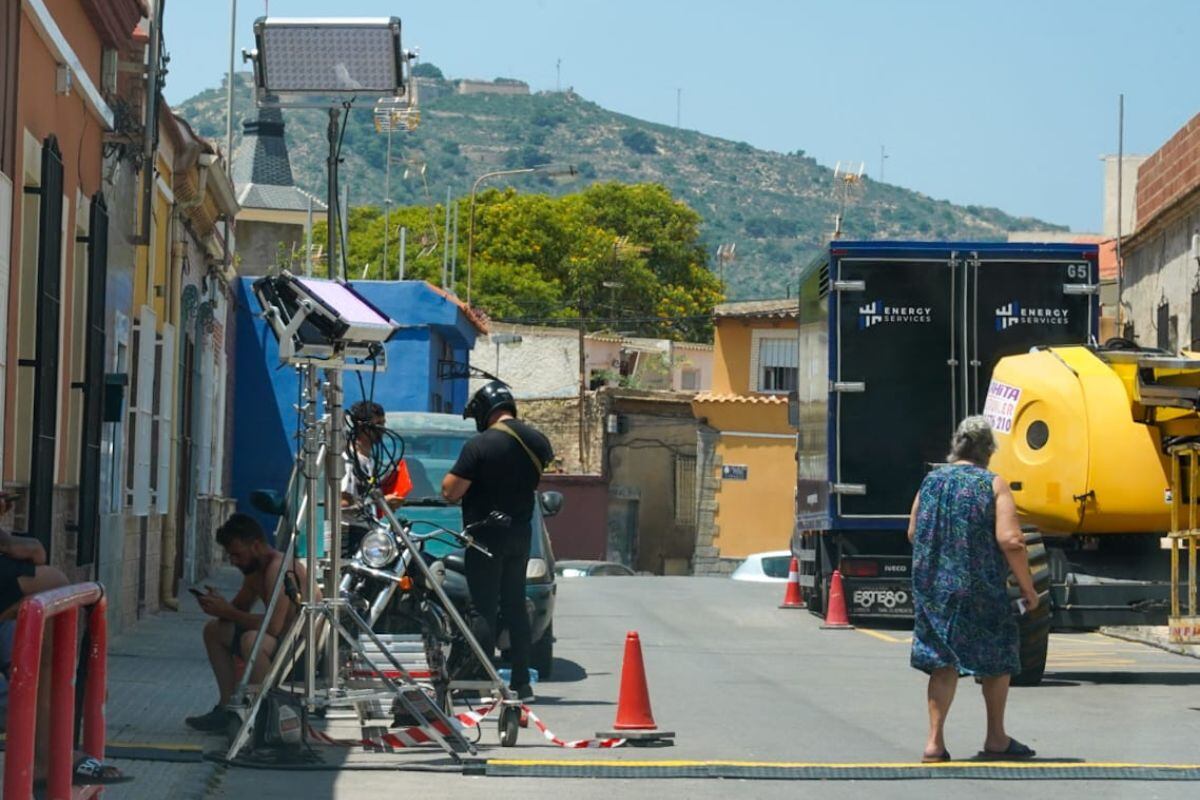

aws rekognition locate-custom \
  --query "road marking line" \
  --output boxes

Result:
[486,758,1200,770]
[856,628,906,644]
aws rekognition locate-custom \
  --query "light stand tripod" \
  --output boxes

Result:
[224,362,480,762]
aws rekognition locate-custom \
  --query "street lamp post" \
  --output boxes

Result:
[466,164,576,306]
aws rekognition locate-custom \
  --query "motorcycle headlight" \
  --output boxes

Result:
[360,529,399,569]
[526,557,549,581]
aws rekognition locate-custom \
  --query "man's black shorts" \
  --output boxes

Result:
[0,555,36,615]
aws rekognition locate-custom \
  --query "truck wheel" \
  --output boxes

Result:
[1010,531,1052,687]
[531,626,554,680]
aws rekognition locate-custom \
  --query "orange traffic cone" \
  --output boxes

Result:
[779,556,805,609]
[596,631,675,743]
[820,569,855,630]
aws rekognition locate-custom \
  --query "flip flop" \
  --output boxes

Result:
[921,749,951,763]
[977,737,1036,760]
[73,755,135,786]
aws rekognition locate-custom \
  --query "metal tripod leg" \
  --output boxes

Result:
[225,601,315,761]
[371,491,514,702]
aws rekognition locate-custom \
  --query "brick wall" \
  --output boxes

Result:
[1136,112,1200,231]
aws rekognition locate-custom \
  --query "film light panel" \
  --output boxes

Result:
[255,17,403,96]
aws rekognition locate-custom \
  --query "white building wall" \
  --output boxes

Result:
[672,346,714,392]
[472,328,580,398]
[1123,205,1200,351]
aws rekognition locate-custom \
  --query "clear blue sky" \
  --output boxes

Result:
[163,0,1200,232]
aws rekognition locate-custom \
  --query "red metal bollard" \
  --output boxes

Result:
[2,582,107,800]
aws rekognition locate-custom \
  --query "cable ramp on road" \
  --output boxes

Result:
[475,759,1200,781]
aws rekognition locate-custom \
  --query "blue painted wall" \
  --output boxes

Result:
[230,278,480,531]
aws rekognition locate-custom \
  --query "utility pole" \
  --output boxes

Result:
[578,291,587,473]
[225,0,237,177]
[383,123,392,276]
[398,226,406,280]
[556,58,562,92]
[1116,93,1125,336]
[676,88,682,129]
[879,145,888,183]
[340,182,350,280]
[442,186,451,289]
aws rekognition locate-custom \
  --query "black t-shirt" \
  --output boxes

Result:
[450,419,554,527]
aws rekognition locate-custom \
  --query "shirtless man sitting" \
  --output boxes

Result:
[185,513,317,732]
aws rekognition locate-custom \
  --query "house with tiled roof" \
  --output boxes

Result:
[691,298,798,575]
[231,106,325,276]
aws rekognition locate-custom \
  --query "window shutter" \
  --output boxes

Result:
[132,305,156,516]
[155,322,176,515]
[76,192,108,565]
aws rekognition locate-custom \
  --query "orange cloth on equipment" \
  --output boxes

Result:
[380,459,413,498]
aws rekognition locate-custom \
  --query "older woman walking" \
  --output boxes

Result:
[907,415,1039,763]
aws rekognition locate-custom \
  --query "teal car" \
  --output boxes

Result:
[384,412,560,678]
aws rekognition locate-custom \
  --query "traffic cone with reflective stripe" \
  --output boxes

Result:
[596,631,675,743]
[779,557,805,609]
[820,569,855,629]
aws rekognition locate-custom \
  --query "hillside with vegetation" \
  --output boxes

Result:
[176,67,1066,302]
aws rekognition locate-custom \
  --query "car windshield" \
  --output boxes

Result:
[386,416,547,561]
[760,556,792,578]
[398,432,474,501]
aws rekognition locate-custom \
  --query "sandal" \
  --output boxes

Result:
[977,737,1036,760]
[73,755,134,786]
[921,749,951,763]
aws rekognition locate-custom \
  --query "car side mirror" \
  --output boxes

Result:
[539,490,564,518]
[250,489,288,517]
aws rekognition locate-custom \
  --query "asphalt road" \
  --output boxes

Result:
[211,576,1200,798]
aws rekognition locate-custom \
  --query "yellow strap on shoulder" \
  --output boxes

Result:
[494,421,545,475]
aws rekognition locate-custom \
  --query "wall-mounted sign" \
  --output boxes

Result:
[722,465,748,481]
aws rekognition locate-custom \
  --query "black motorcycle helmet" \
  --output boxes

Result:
[463,381,517,432]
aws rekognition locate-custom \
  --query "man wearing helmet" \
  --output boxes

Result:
[442,381,554,702]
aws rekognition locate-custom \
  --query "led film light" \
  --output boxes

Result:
[251,17,404,105]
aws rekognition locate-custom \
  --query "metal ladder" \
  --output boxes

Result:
[345,633,474,755]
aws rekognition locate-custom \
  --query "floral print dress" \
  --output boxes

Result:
[910,464,1020,677]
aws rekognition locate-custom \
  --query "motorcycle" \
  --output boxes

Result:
[338,509,511,706]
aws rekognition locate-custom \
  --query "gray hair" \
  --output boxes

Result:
[948,415,996,466]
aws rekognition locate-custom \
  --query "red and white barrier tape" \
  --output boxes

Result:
[306,701,626,750]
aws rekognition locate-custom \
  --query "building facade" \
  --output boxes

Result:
[691,299,797,575]
[2,0,143,591]
[1122,111,1200,352]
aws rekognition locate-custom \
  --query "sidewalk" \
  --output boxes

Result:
[102,567,244,800]
[1100,625,1200,660]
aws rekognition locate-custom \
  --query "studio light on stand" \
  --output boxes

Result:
[225,18,495,765]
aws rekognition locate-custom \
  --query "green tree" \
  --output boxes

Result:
[411,62,444,79]
[326,182,723,340]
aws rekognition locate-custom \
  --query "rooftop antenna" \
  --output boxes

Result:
[831,160,866,240]
[716,242,736,287]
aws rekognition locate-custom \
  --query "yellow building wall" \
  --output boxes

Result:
[701,401,795,559]
[712,316,797,396]
[712,319,751,395]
